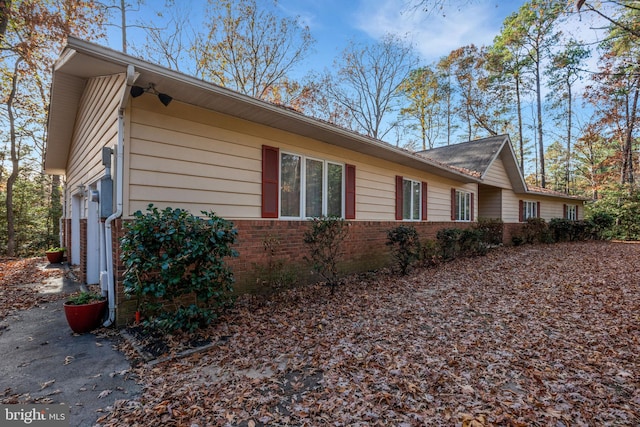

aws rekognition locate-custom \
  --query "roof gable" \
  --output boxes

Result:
[417,135,505,176]
[418,135,528,193]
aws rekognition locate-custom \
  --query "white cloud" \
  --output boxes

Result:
[353,0,509,63]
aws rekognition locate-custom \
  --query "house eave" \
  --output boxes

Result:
[523,187,591,201]
[45,37,479,183]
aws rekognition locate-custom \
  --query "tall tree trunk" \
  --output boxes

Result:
[466,105,472,141]
[420,103,427,150]
[446,71,452,145]
[515,74,524,174]
[120,0,127,52]
[50,175,62,246]
[566,76,572,194]
[0,0,10,39]
[535,48,545,188]
[6,59,21,257]
[621,79,638,186]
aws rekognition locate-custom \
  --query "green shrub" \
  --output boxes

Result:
[386,225,421,275]
[522,218,552,244]
[475,217,504,246]
[511,234,524,246]
[549,218,590,242]
[586,211,615,240]
[586,184,640,240]
[436,227,489,260]
[436,228,462,260]
[549,218,573,242]
[459,228,488,256]
[121,205,237,333]
[66,291,105,305]
[571,220,590,241]
[418,239,441,268]
[303,216,350,293]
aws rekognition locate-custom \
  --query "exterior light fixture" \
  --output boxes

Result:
[130,85,145,97]
[157,92,172,107]
[129,83,172,106]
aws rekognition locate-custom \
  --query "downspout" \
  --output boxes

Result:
[103,64,135,326]
[60,180,67,248]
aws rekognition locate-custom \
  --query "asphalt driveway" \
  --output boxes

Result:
[0,265,140,427]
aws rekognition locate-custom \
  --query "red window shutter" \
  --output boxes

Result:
[563,204,567,219]
[518,200,524,222]
[345,164,356,219]
[421,181,428,221]
[395,176,403,220]
[537,201,541,218]
[450,188,456,221]
[471,192,475,221]
[261,145,279,218]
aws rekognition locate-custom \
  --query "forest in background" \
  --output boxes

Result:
[0,0,638,257]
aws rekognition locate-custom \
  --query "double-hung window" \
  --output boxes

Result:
[565,204,577,220]
[280,152,344,218]
[395,176,427,221]
[523,201,538,220]
[518,200,540,222]
[402,179,422,221]
[454,190,472,221]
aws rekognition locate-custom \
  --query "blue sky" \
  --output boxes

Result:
[270,0,515,67]
[105,0,606,82]
[310,0,515,62]
[106,0,521,70]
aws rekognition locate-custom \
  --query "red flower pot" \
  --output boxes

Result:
[46,250,64,263]
[63,299,107,333]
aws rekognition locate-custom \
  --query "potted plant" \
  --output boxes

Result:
[63,291,107,333]
[45,247,66,264]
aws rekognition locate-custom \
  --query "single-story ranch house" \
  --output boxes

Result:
[45,38,586,326]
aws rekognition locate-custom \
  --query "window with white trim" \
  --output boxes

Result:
[523,201,538,220]
[402,178,422,221]
[455,190,472,221]
[566,204,577,220]
[280,152,344,218]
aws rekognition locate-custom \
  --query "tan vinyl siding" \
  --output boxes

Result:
[478,186,502,219]
[482,155,512,189]
[538,196,579,221]
[540,200,563,220]
[126,96,478,221]
[355,168,395,220]
[502,190,521,223]
[65,73,125,214]
[128,98,263,218]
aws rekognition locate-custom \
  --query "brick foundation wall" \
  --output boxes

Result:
[60,215,528,325]
[78,219,87,284]
[111,218,478,325]
[503,223,525,245]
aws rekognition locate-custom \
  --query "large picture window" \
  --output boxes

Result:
[281,152,344,218]
[262,146,355,220]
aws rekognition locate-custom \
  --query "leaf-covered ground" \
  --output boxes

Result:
[22,242,640,426]
[0,257,67,322]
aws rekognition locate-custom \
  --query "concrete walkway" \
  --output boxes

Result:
[0,264,141,426]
